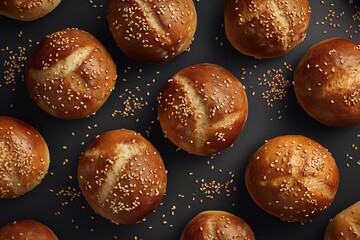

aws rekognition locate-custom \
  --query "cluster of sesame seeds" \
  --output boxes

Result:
[54,187,82,207]
[316,1,359,38]
[0,32,34,90]
[87,0,104,9]
[111,67,158,123]
[257,68,291,108]
[345,133,360,167]
[197,177,236,200]
[87,0,104,20]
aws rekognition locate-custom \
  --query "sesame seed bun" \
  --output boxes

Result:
[0,116,50,199]
[107,0,197,64]
[77,129,167,224]
[224,0,311,58]
[245,135,339,222]
[157,63,248,156]
[25,28,117,119]
[0,220,58,240]
[324,201,360,240]
[293,38,360,127]
[180,210,255,240]
[0,0,61,21]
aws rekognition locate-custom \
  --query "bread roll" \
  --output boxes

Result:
[324,201,360,240]
[25,28,117,119]
[77,129,167,224]
[0,0,61,21]
[107,0,197,64]
[245,135,339,222]
[158,63,248,156]
[180,210,255,240]
[0,220,58,240]
[293,38,360,127]
[224,0,311,58]
[0,116,50,198]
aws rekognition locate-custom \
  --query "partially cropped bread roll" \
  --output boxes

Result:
[158,63,248,156]
[245,135,339,222]
[0,0,61,21]
[0,220,58,240]
[324,201,360,240]
[294,38,360,127]
[224,0,311,58]
[0,116,50,198]
[78,129,167,224]
[180,210,255,240]
[25,28,117,119]
[107,0,197,64]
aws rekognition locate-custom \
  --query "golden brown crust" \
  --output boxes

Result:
[294,38,360,127]
[324,201,360,240]
[0,220,58,240]
[180,210,255,240]
[224,0,311,58]
[77,129,167,224]
[25,28,117,119]
[107,0,197,64]
[0,116,50,198]
[158,63,248,156]
[0,0,61,21]
[245,135,339,222]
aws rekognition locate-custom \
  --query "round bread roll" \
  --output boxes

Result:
[293,38,360,128]
[77,129,167,224]
[324,201,360,240]
[0,220,58,240]
[0,0,61,21]
[158,63,248,156]
[0,116,50,198]
[245,135,339,222]
[180,210,255,240]
[25,28,117,119]
[107,0,197,64]
[224,0,311,58]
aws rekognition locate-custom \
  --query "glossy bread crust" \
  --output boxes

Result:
[0,116,50,198]
[245,135,339,222]
[78,129,167,224]
[294,38,360,127]
[224,0,311,58]
[25,28,117,119]
[0,0,61,21]
[0,220,58,240]
[107,0,197,64]
[324,201,360,240]
[158,63,248,156]
[180,210,255,240]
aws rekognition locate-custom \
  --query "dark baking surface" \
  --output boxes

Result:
[0,0,359,239]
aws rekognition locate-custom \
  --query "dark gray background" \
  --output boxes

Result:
[0,0,359,239]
